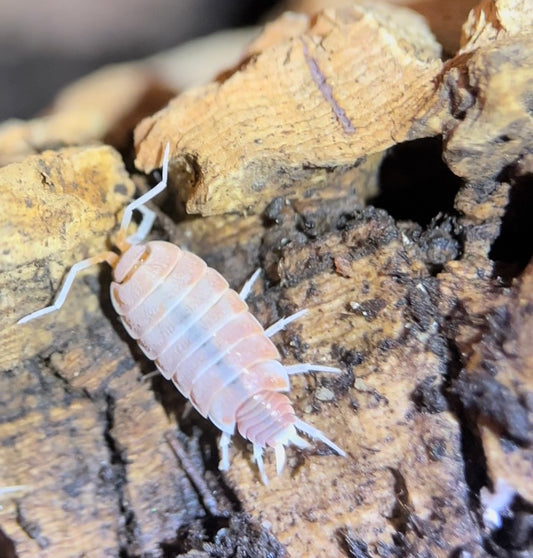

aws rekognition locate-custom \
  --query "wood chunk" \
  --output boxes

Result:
[287,0,480,55]
[459,260,533,503]
[135,4,442,216]
[0,300,205,557]
[0,145,135,369]
[0,369,121,556]
[460,0,533,51]
[410,0,533,187]
[442,36,533,182]
[2,1,532,556]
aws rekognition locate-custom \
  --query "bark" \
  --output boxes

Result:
[1,1,531,557]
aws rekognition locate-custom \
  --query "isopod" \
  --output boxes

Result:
[18,144,345,483]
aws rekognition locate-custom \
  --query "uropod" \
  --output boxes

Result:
[18,144,345,484]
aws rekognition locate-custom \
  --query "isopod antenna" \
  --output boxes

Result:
[17,144,170,325]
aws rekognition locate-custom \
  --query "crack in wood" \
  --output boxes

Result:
[102,393,140,555]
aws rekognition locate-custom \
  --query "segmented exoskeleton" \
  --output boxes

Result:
[18,145,345,483]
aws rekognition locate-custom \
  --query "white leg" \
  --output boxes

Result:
[253,443,269,485]
[119,143,170,236]
[126,204,157,245]
[286,363,342,375]
[17,252,118,324]
[274,444,286,475]
[219,432,231,471]
[265,308,309,337]
[278,424,310,450]
[0,485,29,497]
[239,269,262,301]
[294,418,346,457]
[139,369,161,383]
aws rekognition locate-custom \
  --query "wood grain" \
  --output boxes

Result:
[1,1,531,556]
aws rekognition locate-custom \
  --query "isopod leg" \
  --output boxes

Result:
[218,432,231,471]
[17,251,119,324]
[138,369,161,383]
[286,363,342,375]
[264,308,309,337]
[274,444,286,475]
[126,204,156,245]
[239,268,262,301]
[0,485,29,497]
[253,443,269,485]
[294,418,346,457]
[239,277,312,338]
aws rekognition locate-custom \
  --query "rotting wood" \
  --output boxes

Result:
[134,4,442,216]
[1,0,532,556]
[287,0,481,55]
[0,146,135,370]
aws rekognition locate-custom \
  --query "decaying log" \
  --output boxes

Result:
[1,1,531,557]
[134,3,442,216]
[287,0,484,53]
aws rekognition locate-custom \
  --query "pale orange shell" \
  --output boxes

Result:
[110,240,294,442]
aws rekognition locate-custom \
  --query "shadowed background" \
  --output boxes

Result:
[0,0,276,120]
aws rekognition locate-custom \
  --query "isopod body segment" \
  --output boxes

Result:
[18,144,345,483]
[111,241,290,437]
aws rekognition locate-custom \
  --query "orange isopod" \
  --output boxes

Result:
[18,145,345,483]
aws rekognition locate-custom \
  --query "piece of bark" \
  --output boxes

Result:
[443,37,532,183]
[427,0,532,541]
[460,0,533,52]
[412,0,533,185]
[438,159,533,509]
[2,1,532,557]
[437,258,533,533]
[0,145,135,371]
[285,0,481,55]
[134,4,442,216]
[0,298,212,557]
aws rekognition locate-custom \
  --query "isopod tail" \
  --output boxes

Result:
[253,428,309,485]
[294,418,346,457]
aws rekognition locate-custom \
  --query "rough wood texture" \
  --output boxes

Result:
[286,0,481,55]
[460,0,533,51]
[1,1,532,557]
[0,146,135,370]
[134,3,442,216]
